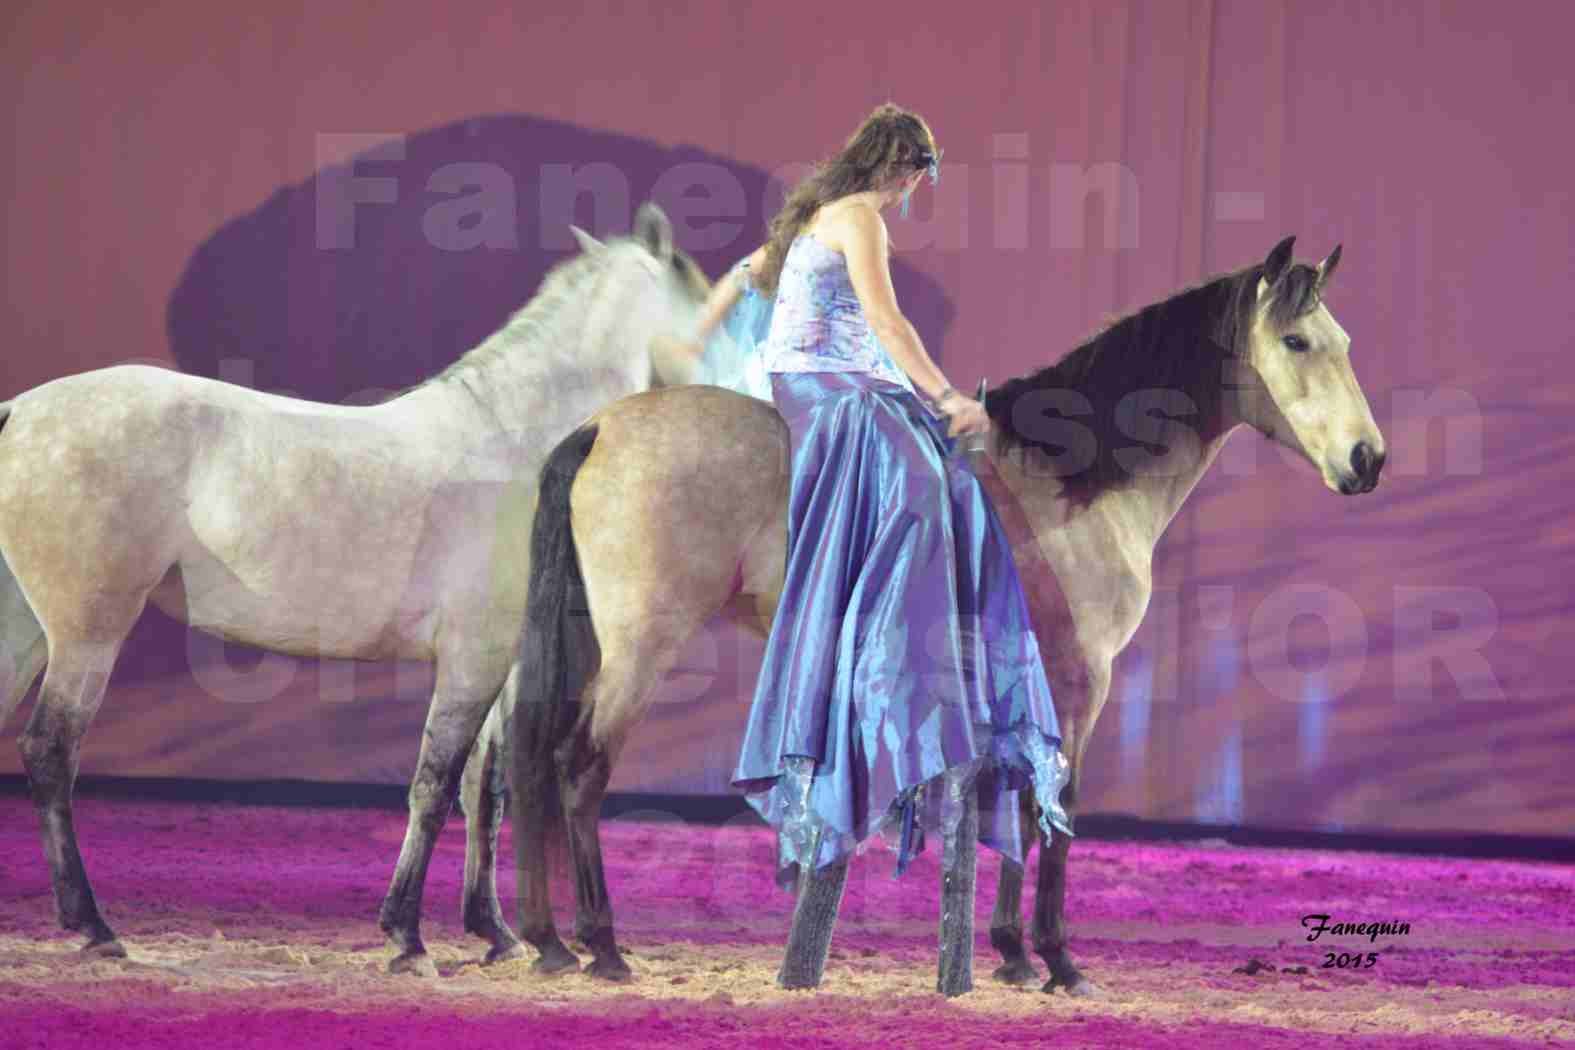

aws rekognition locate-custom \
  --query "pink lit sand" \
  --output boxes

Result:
[1,796,1571,1048]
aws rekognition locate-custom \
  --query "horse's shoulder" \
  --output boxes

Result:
[1024,499,1153,662]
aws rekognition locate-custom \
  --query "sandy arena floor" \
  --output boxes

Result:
[1,796,1571,1048]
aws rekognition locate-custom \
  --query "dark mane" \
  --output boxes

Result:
[984,262,1322,499]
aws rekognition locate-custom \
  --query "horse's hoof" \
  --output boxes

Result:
[483,941,527,966]
[531,946,581,976]
[81,938,127,959]
[1065,977,1102,998]
[586,957,633,983]
[1042,974,1101,998]
[992,959,1039,986]
[388,952,438,978]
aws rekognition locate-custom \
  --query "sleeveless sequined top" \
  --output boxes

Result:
[742,232,915,392]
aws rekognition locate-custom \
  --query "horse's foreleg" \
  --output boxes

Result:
[19,639,123,956]
[1030,751,1100,997]
[1031,829,1097,995]
[989,789,1039,985]
[379,663,500,977]
[460,699,525,965]
[555,726,625,981]
[936,765,981,997]
[1032,664,1107,998]
[777,829,850,990]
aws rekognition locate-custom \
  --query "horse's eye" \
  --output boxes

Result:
[1283,334,1310,353]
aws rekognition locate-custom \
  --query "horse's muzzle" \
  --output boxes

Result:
[1339,440,1386,495]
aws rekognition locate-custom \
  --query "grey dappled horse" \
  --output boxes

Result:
[0,202,728,975]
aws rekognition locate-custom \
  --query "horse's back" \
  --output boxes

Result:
[0,364,452,656]
[0,364,390,522]
[592,384,787,460]
[585,384,788,501]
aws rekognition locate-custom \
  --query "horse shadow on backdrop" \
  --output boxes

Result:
[116,114,954,707]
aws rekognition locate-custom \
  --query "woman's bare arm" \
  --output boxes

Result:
[657,244,770,374]
[837,205,951,402]
[836,204,988,437]
[694,243,770,345]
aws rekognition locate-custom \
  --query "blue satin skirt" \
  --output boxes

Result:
[733,370,1066,882]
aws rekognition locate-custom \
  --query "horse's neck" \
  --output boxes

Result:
[983,416,1240,622]
[1121,419,1242,545]
[452,354,645,431]
[990,413,1234,535]
[394,304,651,456]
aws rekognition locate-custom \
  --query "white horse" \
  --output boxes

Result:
[0,202,726,975]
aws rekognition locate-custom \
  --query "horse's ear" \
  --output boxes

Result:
[1263,235,1296,289]
[570,225,605,256]
[633,202,675,261]
[1316,243,1342,290]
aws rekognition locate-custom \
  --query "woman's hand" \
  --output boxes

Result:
[937,388,990,438]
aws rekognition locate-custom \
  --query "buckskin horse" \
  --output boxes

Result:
[483,236,1385,994]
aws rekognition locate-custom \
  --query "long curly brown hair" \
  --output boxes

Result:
[752,102,938,296]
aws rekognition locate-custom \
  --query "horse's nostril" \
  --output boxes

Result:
[1350,442,1369,475]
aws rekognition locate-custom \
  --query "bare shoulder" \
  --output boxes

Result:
[817,199,887,256]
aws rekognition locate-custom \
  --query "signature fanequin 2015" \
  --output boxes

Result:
[1302,914,1413,969]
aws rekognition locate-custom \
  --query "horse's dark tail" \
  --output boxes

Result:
[510,422,602,865]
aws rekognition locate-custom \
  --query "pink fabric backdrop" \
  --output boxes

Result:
[2,1,1571,835]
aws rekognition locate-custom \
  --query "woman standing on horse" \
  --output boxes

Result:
[692,103,1074,993]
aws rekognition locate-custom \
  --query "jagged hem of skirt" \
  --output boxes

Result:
[737,723,1073,890]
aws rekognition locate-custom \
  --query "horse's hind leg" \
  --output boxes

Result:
[988,790,1040,986]
[511,727,578,975]
[19,636,126,956]
[554,720,625,981]
[937,767,981,997]
[550,626,699,983]
[459,697,525,965]
[0,557,46,734]
[378,656,503,977]
[0,634,44,737]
